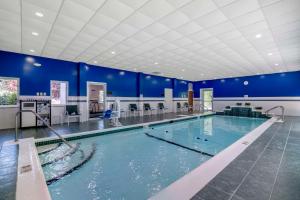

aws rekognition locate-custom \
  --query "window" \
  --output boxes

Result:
[0,77,19,106]
[51,81,68,105]
[99,90,104,103]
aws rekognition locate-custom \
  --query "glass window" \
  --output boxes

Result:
[0,77,19,106]
[99,90,104,103]
[51,81,68,105]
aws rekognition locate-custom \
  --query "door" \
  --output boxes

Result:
[200,88,213,111]
[87,82,106,119]
[164,88,173,112]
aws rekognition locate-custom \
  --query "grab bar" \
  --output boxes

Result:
[265,106,285,122]
[15,110,74,149]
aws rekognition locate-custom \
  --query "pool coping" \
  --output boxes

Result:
[149,116,277,200]
[9,112,214,200]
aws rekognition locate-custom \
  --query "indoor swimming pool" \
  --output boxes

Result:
[38,115,267,200]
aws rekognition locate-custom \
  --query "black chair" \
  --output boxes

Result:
[245,102,251,106]
[129,104,139,116]
[225,106,231,109]
[255,106,263,110]
[157,103,167,114]
[65,105,81,126]
[144,103,155,115]
[129,104,137,111]
[176,102,181,112]
[236,102,242,106]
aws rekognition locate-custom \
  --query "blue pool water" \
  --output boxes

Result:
[43,115,266,200]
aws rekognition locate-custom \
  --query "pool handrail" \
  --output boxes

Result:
[265,105,285,122]
[15,110,74,149]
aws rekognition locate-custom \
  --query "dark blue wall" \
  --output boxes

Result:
[0,51,190,98]
[139,73,172,97]
[78,63,138,97]
[194,71,300,98]
[2,50,298,98]
[174,79,191,98]
[0,50,78,96]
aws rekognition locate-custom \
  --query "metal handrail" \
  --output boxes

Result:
[265,106,285,122]
[15,110,74,148]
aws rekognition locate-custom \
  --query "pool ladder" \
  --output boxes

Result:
[265,106,285,122]
[15,110,74,149]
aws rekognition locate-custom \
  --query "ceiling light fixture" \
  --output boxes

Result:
[255,34,262,38]
[32,32,39,36]
[268,53,273,56]
[111,51,116,54]
[35,12,44,17]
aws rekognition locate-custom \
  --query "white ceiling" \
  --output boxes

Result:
[0,0,299,81]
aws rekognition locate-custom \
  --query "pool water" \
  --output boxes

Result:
[43,115,266,200]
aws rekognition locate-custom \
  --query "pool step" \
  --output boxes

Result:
[37,143,61,155]
[38,143,77,165]
[41,143,96,185]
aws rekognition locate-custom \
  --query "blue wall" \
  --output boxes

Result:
[78,63,138,97]
[139,73,172,97]
[0,50,78,96]
[0,51,191,98]
[194,71,300,98]
[2,50,298,99]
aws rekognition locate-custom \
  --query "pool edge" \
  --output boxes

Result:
[149,116,277,200]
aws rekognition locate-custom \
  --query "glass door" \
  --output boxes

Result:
[201,89,213,111]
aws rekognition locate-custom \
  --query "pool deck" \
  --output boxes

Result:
[192,116,300,200]
[0,112,196,147]
[0,114,299,200]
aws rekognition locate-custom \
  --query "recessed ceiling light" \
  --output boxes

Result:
[32,32,39,36]
[255,34,262,38]
[274,63,279,66]
[111,51,115,54]
[35,12,44,17]
[268,53,273,56]
[29,49,35,53]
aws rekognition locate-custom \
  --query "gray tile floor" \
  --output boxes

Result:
[0,144,18,200]
[192,116,300,200]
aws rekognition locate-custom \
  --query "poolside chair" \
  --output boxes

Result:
[176,102,181,112]
[236,102,242,106]
[225,106,231,109]
[183,102,189,112]
[245,102,251,106]
[129,104,139,116]
[103,110,122,126]
[65,105,81,126]
[157,103,167,114]
[144,103,155,115]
